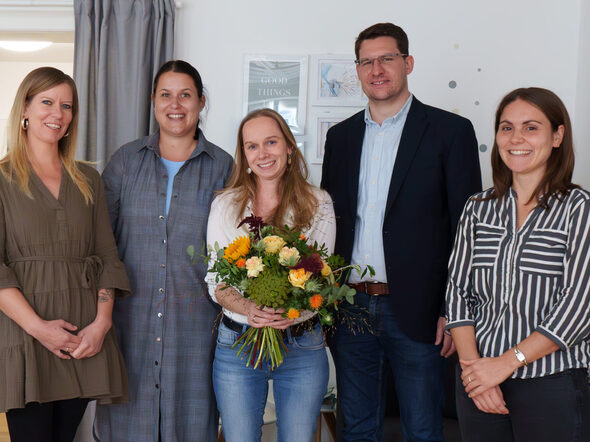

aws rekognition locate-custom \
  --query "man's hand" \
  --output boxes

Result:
[435,316,455,358]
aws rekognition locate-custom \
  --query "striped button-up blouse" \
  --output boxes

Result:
[446,187,590,378]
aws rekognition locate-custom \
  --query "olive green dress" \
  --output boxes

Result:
[0,163,130,413]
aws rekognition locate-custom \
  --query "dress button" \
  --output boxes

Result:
[155,384,159,389]
[160,264,166,268]
[157,312,163,318]
[156,337,161,342]
[155,361,159,366]
[159,215,164,220]
[159,288,164,294]
[162,239,167,244]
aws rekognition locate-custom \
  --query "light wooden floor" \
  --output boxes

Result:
[0,413,9,442]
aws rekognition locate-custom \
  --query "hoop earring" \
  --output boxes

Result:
[63,131,70,138]
[247,167,252,174]
[21,118,28,130]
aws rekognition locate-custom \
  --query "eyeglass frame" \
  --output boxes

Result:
[354,53,409,69]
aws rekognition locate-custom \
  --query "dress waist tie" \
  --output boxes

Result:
[8,255,104,290]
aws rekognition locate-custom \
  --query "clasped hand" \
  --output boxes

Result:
[460,357,514,415]
[32,318,111,360]
[246,304,294,330]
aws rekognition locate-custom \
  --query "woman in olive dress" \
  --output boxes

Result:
[0,67,130,442]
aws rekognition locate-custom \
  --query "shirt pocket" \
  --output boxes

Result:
[472,223,505,267]
[520,229,567,277]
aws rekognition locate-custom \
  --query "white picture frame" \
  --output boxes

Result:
[243,54,308,135]
[310,108,361,164]
[309,54,367,107]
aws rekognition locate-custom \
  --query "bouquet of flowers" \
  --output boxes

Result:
[198,215,372,370]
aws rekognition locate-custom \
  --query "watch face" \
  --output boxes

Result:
[514,347,527,365]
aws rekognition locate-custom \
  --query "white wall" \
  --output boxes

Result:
[175,0,588,189]
[574,0,590,187]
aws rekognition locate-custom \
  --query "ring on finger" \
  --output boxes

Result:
[467,376,472,383]
[65,346,70,353]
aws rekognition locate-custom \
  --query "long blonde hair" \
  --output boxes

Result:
[225,108,318,230]
[0,67,93,204]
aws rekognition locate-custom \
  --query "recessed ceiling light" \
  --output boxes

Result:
[0,41,53,52]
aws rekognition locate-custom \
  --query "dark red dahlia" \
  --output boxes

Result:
[292,253,323,274]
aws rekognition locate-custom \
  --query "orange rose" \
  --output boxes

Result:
[287,308,300,319]
[236,258,246,268]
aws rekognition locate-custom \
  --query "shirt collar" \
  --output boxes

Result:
[364,94,413,127]
[140,129,220,161]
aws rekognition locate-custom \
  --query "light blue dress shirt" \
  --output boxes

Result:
[160,157,185,215]
[349,95,412,283]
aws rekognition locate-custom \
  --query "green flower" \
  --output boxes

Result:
[247,270,290,308]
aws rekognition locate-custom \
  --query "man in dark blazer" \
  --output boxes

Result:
[321,23,482,441]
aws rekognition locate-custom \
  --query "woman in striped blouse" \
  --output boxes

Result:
[446,87,590,442]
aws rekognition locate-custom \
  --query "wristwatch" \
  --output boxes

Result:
[513,345,528,366]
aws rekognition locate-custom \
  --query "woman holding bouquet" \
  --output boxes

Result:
[206,108,336,442]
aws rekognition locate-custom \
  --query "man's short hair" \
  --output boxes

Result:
[355,23,409,60]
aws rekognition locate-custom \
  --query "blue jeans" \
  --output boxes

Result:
[213,320,329,442]
[329,292,445,442]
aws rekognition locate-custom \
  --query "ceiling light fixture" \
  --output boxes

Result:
[0,41,53,52]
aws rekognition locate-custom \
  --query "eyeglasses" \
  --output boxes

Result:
[355,53,408,69]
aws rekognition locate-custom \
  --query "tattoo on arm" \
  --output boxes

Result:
[98,288,115,303]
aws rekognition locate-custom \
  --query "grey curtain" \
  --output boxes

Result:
[73,0,175,168]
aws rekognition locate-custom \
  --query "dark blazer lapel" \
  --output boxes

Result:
[384,98,428,219]
[346,112,366,221]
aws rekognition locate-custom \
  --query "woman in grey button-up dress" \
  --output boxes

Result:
[94,60,233,442]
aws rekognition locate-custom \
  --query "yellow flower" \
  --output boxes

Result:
[321,261,332,277]
[278,246,300,266]
[262,235,286,254]
[287,308,300,319]
[245,256,265,278]
[289,268,311,289]
[223,236,251,263]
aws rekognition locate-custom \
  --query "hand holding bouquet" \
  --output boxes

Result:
[200,215,372,370]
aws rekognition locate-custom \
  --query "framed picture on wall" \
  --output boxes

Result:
[309,54,367,107]
[243,54,308,135]
[295,136,305,155]
[310,108,360,164]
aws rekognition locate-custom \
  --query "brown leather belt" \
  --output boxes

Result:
[349,282,389,296]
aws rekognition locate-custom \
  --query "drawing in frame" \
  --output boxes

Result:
[243,54,308,135]
[309,54,367,107]
[310,109,361,164]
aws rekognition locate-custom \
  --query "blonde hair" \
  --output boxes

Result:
[225,108,318,230]
[0,67,93,204]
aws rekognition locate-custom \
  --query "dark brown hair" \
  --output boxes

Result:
[487,87,577,207]
[355,23,409,60]
[223,108,318,230]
